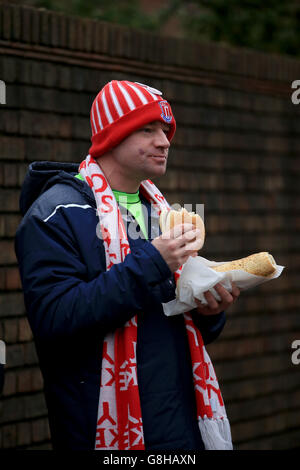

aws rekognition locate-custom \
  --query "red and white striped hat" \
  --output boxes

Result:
[89,80,176,158]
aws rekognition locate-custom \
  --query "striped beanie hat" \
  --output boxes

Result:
[89,80,176,158]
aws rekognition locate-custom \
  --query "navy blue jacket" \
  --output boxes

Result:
[15,161,226,450]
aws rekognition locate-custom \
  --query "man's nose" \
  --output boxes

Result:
[154,129,170,148]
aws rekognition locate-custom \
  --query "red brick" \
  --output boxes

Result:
[57,12,67,49]
[2,3,12,40]
[31,368,44,391]
[2,423,17,448]
[6,344,25,368]
[1,395,26,423]
[2,163,19,187]
[4,318,18,343]
[49,10,59,48]
[21,6,32,43]
[0,109,19,134]
[67,16,77,50]
[40,8,51,46]
[0,292,25,318]
[18,317,33,342]
[17,421,32,446]
[2,214,21,237]
[57,64,71,89]
[31,418,51,443]
[5,267,22,290]
[93,21,109,54]
[0,215,4,237]
[0,136,25,161]
[17,368,32,393]
[24,393,48,419]
[0,189,19,212]
[0,241,17,265]
[11,3,21,42]
[2,370,17,396]
[31,7,40,44]
[22,342,39,366]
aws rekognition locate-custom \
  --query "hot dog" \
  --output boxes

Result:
[211,252,276,277]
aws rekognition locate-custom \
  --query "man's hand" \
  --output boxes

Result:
[194,282,241,316]
[151,223,203,273]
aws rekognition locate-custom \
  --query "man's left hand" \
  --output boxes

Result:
[194,282,241,316]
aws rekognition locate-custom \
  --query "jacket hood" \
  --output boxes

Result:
[19,161,84,216]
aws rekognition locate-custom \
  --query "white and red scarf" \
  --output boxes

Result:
[79,155,233,450]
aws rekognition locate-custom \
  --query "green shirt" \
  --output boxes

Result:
[75,173,148,240]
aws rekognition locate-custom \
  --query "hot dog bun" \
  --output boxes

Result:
[159,207,205,250]
[211,252,276,277]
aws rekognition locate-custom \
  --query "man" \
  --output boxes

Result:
[15,80,240,450]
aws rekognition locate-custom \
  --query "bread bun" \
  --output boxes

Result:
[211,252,276,277]
[159,207,205,250]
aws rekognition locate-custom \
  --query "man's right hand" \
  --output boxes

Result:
[151,223,204,273]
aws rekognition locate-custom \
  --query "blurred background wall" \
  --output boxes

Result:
[0,1,300,449]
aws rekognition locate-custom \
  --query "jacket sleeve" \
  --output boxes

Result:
[15,211,172,342]
[191,309,226,345]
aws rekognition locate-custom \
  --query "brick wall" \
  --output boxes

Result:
[0,2,300,450]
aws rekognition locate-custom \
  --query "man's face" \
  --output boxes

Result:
[109,120,171,182]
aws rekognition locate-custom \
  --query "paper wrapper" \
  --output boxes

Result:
[162,255,285,317]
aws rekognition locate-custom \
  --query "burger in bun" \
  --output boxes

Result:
[159,207,205,251]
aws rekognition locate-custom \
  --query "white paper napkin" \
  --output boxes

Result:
[162,255,285,317]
